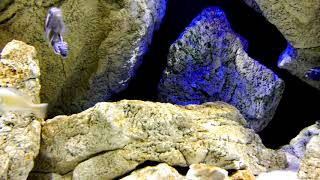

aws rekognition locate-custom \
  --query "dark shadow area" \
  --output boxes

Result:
[110,0,320,148]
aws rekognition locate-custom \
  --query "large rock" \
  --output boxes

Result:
[242,0,320,90]
[0,0,166,115]
[158,7,284,132]
[242,0,320,48]
[0,40,42,179]
[34,100,286,179]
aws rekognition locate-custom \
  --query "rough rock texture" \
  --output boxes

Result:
[242,0,320,90]
[298,135,320,179]
[34,100,286,179]
[242,0,320,48]
[27,172,72,180]
[158,7,284,132]
[0,40,42,179]
[0,0,166,115]
[121,163,184,180]
[229,169,256,180]
[186,164,229,180]
[278,44,320,90]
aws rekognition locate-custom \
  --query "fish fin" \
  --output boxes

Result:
[4,88,34,102]
[32,103,48,119]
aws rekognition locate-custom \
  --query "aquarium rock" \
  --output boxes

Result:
[0,0,166,115]
[0,40,42,180]
[34,100,286,179]
[158,7,284,132]
[186,164,229,180]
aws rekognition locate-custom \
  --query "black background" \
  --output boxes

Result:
[110,0,320,149]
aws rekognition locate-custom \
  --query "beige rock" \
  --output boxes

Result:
[121,163,184,180]
[229,169,256,180]
[28,172,72,180]
[186,164,229,180]
[298,135,320,179]
[0,0,166,116]
[243,0,320,48]
[0,40,42,179]
[34,100,286,179]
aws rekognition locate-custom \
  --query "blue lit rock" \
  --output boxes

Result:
[158,7,284,132]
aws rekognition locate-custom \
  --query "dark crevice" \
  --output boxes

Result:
[0,12,16,25]
[109,0,319,149]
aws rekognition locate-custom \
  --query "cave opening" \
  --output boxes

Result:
[110,0,320,149]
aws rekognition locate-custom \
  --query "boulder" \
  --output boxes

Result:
[158,7,284,131]
[0,0,167,115]
[0,40,42,180]
[34,100,286,179]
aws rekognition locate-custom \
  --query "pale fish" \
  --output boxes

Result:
[0,88,48,118]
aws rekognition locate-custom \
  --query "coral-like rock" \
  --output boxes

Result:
[186,164,229,180]
[121,163,184,180]
[34,100,286,179]
[0,40,42,180]
[0,0,166,115]
[158,7,284,131]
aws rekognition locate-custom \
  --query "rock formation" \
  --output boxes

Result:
[0,40,42,180]
[158,7,284,131]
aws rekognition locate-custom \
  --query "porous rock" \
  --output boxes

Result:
[34,100,286,179]
[0,0,166,115]
[158,7,284,131]
[0,40,42,180]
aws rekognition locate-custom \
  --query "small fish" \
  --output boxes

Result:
[0,88,48,118]
[305,67,320,81]
[45,7,68,58]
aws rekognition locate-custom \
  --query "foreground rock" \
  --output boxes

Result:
[158,7,284,132]
[34,100,286,179]
[0,0,166,115]
[242,0,320,90]
[0,40,42,179]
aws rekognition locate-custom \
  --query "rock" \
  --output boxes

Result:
[27,172,72,180]
[278,44,320,90]
[158,7,284,132]
[186,164,229,180]
[121,163,184,180]
[229,169,255,180]
[242,0,320,90]
[256,170,298,180]
[298,132,320,179]
[0,0,167,115]
[34,100,286,179]
[0,40,42,179]
[281,122,320,170]
[242,0,320,48]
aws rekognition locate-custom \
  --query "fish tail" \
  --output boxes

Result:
[32,103,48,119]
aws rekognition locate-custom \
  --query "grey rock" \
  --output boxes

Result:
[158,7,284,132]
[34,100,286,179]
[0,40,42,180]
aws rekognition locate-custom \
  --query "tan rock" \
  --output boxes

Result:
[186,164,229,180]
[121,163,184,180]
[0,0,166,115]
[34,100,286,179]
[0,40,42,179]
[28,172,72,180]
[229,169,256,180]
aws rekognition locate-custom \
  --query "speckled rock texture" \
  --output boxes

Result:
[33,100,286,179]
[278,44,320,90]
[242,0,320,90]
[0,40,42,180]
[0,0,166,115]
[158,7,284,132]
[298,134,320,179]
[121,163,184,180]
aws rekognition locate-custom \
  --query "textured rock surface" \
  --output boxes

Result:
[230,169,256,180]
[298,135,320,179]
[158,7,284,132]
[186,164,229,180]
[0,0,166,115]
[242,0,320,48]
[34,100,286,179]
[121,163,184,180]
[0,40,42,179]
[28,172,72,180]
[242,0,320,90]
[278,44,320,90]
